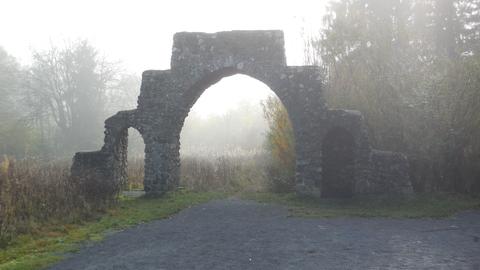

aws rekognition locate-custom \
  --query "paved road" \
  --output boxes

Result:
[49,198,480,270]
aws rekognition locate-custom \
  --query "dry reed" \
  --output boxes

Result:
[0,156,117,247]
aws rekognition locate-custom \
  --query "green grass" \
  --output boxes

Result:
[2,190,479,270]
[0,191,225,270]
[240,192,480,218]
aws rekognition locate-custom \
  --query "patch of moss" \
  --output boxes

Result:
[240,192,480,218]
[0,191,225,270]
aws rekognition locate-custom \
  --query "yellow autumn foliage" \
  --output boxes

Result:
[262,96,295,192]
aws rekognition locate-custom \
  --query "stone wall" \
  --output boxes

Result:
[71,30,412,198]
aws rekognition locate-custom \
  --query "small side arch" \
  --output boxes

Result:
[71,109,143,197]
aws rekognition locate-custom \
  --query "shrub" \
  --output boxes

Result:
[261,97,296,193]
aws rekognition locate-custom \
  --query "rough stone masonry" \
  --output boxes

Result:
[70,30,413,197]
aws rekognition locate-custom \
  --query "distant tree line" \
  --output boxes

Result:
[1,41,274,161]
[0,41,140,159]
[305,0,480,193]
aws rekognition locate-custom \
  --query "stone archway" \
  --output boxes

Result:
[71,30,413,198]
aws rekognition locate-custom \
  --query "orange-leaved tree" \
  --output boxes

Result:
[262,96,295,193]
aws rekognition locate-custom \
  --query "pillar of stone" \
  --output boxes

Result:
[70,30,412,198]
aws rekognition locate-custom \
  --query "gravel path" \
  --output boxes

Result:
[49,198,480,270]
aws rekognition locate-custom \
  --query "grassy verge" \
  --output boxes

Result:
[0,191,225,270]
[240,192,480,218]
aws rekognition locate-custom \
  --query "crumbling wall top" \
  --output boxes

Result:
[171,30,287,71]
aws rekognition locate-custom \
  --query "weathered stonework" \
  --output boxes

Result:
[71,30,413,197]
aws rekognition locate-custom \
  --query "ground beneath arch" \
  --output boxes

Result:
[49,198,480,270]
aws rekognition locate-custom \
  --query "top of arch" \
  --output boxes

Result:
[170,30,287,71]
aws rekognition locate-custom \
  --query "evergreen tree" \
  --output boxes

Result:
[305,0,480,193]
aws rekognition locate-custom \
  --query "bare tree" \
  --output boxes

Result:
[0,47,34,157]
[24,40,117,156]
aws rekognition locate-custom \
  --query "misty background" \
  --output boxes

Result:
[1,0,325,160]
[1,0,480,194]
[3,0,480,256]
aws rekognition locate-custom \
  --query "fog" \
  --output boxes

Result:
[127,75,275,159]
[180,75,273,157]
[1,0,480,194]
[1,0,327,159]
[3,2,480,267]
[1,0,327,73]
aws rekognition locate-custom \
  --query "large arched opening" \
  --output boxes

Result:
[178,73,296,192]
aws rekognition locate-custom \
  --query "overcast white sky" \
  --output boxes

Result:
[1,0,328,117]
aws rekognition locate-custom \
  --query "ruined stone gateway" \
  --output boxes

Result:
[71,30,412,197]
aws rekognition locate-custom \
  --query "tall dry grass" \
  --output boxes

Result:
[0,149,271,247]
[125,158,144,190]
[125,151,269,193]
[180,152,268,192]
[0,156,116,247]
